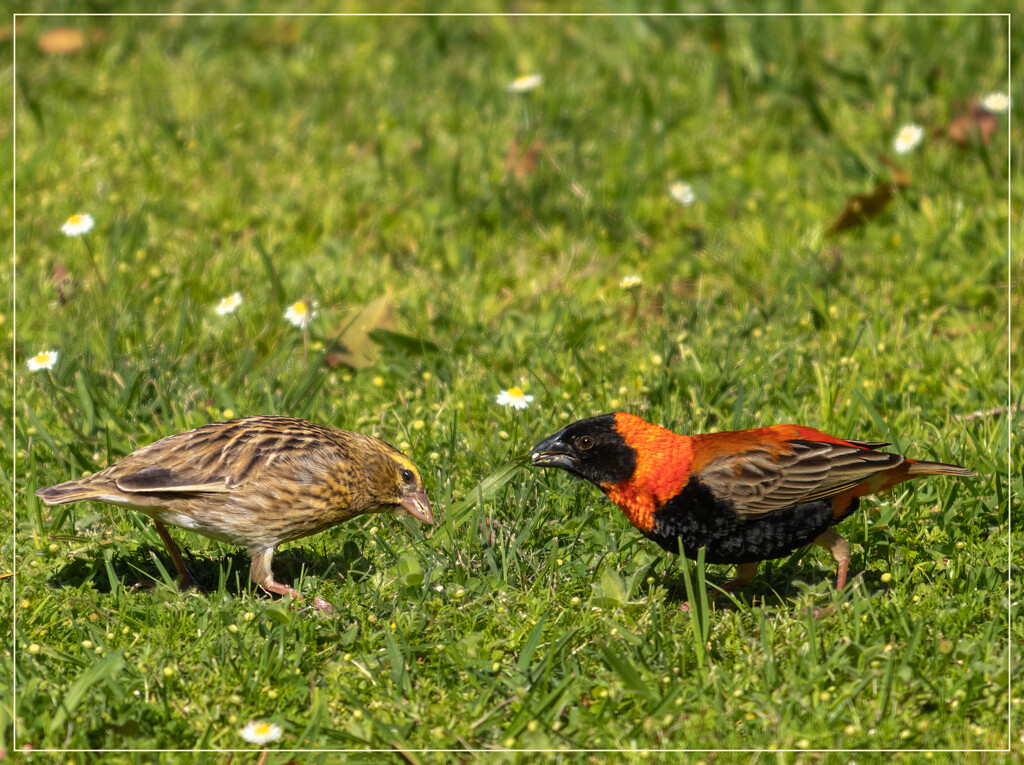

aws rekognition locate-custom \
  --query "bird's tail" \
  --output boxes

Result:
[35,479,99,506]
[906,459,975,477]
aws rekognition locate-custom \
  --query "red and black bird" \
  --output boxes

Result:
[530,412,973,601]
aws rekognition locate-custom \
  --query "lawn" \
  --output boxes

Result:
[3,6,1018,762]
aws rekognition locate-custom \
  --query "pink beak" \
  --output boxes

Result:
[400,491,434,525]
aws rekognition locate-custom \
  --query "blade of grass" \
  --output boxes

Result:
[678,545,710,672]
[597,643,652,699]
[48,651,126,733]
[856,390,901,450]
[255,237,286,307]
[74,372,96,435]
[445,460,524,531]
[516,613,548,675]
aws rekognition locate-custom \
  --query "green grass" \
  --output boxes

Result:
[4,6,1018,762]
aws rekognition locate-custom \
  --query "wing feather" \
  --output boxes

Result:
[115,467,232,493]
[107,418,354,496]
[696,439,904,520]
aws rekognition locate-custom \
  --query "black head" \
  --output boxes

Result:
[529,413,636,487]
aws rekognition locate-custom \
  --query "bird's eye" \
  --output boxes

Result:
[578,435,594,450]
[401,468,415,483]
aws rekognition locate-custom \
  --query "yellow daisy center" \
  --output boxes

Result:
[293,301,307,314]
[507,387,524,398]
[252,722,273,736]
[67,215,84,225]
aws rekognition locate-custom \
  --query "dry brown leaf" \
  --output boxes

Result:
[824,175,910,238]
[51,262,76,305]
[52,262,70,283]
[38,27,86,54]
[947,102,998,147]
[0,23,22,43]
[504,136,544,183]
[325,291,394,369]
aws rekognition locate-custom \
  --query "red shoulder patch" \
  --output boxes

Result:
[687,424,865,473]
[776,424,865,447]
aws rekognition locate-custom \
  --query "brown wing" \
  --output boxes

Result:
[109,416,358,496]
[695,439,905,520]
[115,466,233,494]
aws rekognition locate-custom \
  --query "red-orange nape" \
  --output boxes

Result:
[599,412,694,532]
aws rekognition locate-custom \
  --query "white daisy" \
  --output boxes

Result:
[239,720,282,745]
[620,275,642,290]
[27,350,59,372]
[496,387,534,410]
[215,292,243,316]
[284,300,317,329]
[669,181,695,206]
[981,91,1010,114]
[893,123,924,154]
[61,214,95,237]
[507,74,542,94]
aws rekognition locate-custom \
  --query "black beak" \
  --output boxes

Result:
[529,430,577,470]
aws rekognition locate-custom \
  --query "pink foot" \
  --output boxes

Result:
[261,580,332,613]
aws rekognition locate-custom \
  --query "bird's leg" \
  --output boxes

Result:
[249,547,333,613]
[721,562,760,592]
[153,521,199,590]
[811,528,851,618]
[813,528,851,590]
[680,562,758,611]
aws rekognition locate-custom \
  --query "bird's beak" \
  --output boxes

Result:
[401,491,434,525]
[529,431,577,470]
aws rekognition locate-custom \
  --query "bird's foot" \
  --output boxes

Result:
[260,579,333,613]
[311,596,333,612]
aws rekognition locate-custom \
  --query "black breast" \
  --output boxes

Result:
[646,478,852,564]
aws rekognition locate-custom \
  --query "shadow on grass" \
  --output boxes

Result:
[658,554,884,613]
[48,539,374,600]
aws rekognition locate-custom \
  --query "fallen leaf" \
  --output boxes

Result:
[0,23,22,43]
[52,262,75,305]
[504,135,544,183]
[38,27,86,54]
[824,173,911,238]
[368,329,442,357]
[325,291,394,369]
[947,102,998,147]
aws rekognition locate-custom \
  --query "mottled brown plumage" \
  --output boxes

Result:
[36,416,433,612]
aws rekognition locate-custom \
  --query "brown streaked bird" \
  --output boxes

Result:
[530,412,974,609]
[36,416,433,612]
